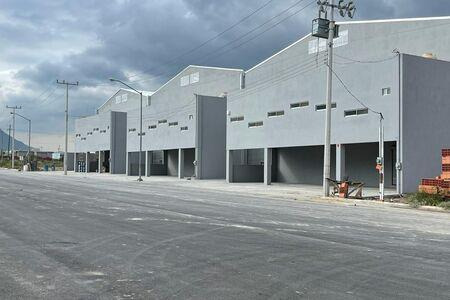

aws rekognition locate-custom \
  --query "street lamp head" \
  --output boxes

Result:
[109,78,117,82]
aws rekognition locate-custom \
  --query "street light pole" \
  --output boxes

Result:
[378,113,385,201]
[109,78,143,182]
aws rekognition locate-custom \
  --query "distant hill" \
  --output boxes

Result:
[0,128,32,151]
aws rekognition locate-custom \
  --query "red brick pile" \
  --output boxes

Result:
[419,149,450,198]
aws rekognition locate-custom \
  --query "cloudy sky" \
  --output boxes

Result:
[1,0,449,139]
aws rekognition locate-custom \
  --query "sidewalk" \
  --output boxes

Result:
[35,170,396,200]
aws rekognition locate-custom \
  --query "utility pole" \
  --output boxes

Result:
[57,80,79,175]
[7,124,11,157]
[15,113,31,163]
[312,0,355,197]
[6,106,22,169]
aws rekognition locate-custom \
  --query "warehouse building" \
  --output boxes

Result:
[226,17,450,194]
[126,65,242,179]
[74,89,153,174]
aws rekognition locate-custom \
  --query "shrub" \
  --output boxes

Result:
[406,192,447,208]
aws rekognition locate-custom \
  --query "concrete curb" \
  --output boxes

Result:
[319,196,449,213]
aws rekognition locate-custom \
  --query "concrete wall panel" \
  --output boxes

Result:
[275,146,336,185]
[166,150,178,176]
[111,112,127,174]
[196,95,227,179]
[402,55,450,193]
[183,148,195,177]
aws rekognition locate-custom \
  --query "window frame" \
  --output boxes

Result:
[230,116,244,122]
[315,102,337,111]
[267,110,285,118]
[248,121,264,128]
[290,101,309,109]
[344,108,369,117]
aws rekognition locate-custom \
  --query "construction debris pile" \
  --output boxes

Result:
[419,149,450,198]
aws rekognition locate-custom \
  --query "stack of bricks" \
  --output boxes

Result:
[418,149,450,198]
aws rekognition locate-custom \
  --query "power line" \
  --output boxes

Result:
[195,0,314,66]
[41,86,60,104]
[92,18,450,89]
[327,63,381,115]
[126,0,277,81]
[127,0,313,85]
[35,82,56,100]
[124,54,326,122]
[334,53,398,64]
[228,61,324,102]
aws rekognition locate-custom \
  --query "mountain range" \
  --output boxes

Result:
[0,128,32,151]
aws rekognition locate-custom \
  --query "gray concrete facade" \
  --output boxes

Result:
[74,89,147,174]
[227,17,450,193]
[126,65,242,179]
[401,54,450,193]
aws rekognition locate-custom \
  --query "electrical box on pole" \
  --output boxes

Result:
[312,18,340,39]
[312,18,330,39]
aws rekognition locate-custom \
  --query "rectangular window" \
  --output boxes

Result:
[100,130,106,133]
[344,108,369,117]
[248,121,263,128]
[158,119,167,124]
[315,103,337,111]
[180,126,188,131]
[87,132,93,136]
[382,87,391,96]
[267,110,284,118]
[148,125,157,130]
[115,95,121,104]
[128,128,136,132]
[188,114,194,120]
[169,122,178,127]
[93,128,99,131]
[121,94,128,102]
[230,116,244,122]
[75,134,81,137]
[290,101,309,109]
[81,137,86,141]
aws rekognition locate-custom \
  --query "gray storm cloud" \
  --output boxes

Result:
[1,0,449,133]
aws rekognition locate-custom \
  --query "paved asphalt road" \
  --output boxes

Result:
[0,170,449,299]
